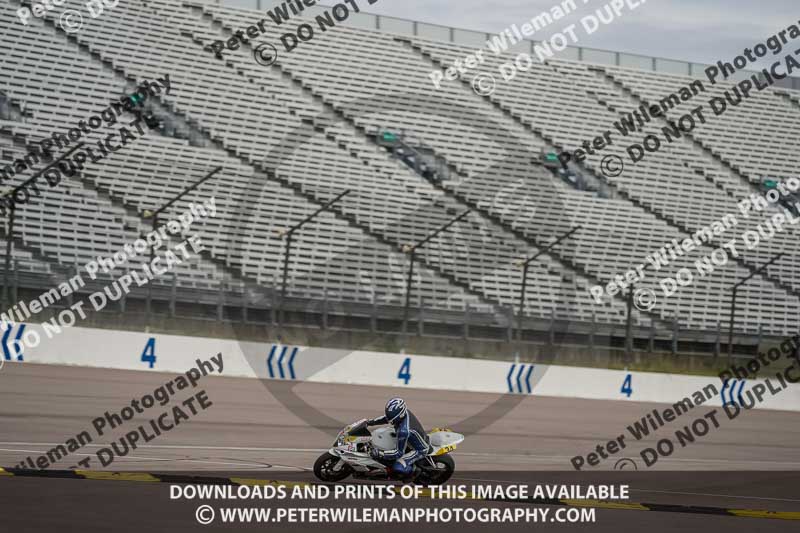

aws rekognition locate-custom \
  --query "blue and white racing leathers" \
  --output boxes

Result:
[367,410,430,474]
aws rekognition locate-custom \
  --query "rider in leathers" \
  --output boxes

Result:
[367,397,430,475]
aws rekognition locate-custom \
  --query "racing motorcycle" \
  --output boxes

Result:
[313,419,464,485]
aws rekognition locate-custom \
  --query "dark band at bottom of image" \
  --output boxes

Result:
[2,470,798,527]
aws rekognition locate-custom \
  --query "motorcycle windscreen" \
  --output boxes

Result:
[348,425,371,437]
[371,427,398,451]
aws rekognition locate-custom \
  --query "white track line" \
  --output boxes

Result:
[0,443,599,459]
[3,442,800,467]
[0,442,326,453]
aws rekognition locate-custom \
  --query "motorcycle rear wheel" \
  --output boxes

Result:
[313,452,353,482]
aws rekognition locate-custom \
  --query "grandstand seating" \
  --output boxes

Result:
[1,0,798,337]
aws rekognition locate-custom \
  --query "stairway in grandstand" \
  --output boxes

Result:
[0,7,244,301]
[775,87,800,111]
[403,35,800,333]
[547,61,799,299]
[591,65,759,191]
[549,60,800,297]
[2,0,799,337]
[198,0,658,327]
[0,0,498,317]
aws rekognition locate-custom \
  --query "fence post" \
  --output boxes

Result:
[322,290,328,330]
[463,305,470,339]
[417,295,424,337]
[12,259,19,304]
[625,285,634,357]
[170,271,176,318]
[370,293,377,333]
[672,317,678,355]
[65,264,75,307]
[217,278,224,321]
[242,289,248,324]
[507,306,514,343]
[119,266,126,314]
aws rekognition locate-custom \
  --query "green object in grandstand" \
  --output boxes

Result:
[764,179,778,189]
[382,131,398,143]
[545,152,559,162]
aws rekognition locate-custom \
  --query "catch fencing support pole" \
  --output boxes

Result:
[142,166,223,319]
[727,252,783,363]
[401,209,471,349]
[2,202,15,311]
[277,189,350,330]
[514,226,581,354]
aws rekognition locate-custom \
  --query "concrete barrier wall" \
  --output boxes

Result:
[5,323,800,412]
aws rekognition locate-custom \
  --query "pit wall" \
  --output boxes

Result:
[5,323,799,412]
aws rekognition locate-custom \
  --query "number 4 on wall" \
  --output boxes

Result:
[621,373,633,397]
[397,357,411,385]
[141,338,157,369]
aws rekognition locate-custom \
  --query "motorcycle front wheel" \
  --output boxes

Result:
[313,452,353,482]
[415,454,455,485]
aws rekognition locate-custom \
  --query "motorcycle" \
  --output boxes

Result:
[313,419,464,485]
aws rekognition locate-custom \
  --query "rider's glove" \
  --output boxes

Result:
[369,447,383,460]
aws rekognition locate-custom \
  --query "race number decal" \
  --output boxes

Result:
[140,337,157,369]
[397,357,412,385]
[621,373,633,397]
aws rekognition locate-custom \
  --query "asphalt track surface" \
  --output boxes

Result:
[1,362,799,532]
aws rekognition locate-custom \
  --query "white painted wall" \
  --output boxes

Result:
[4,322,799,412]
